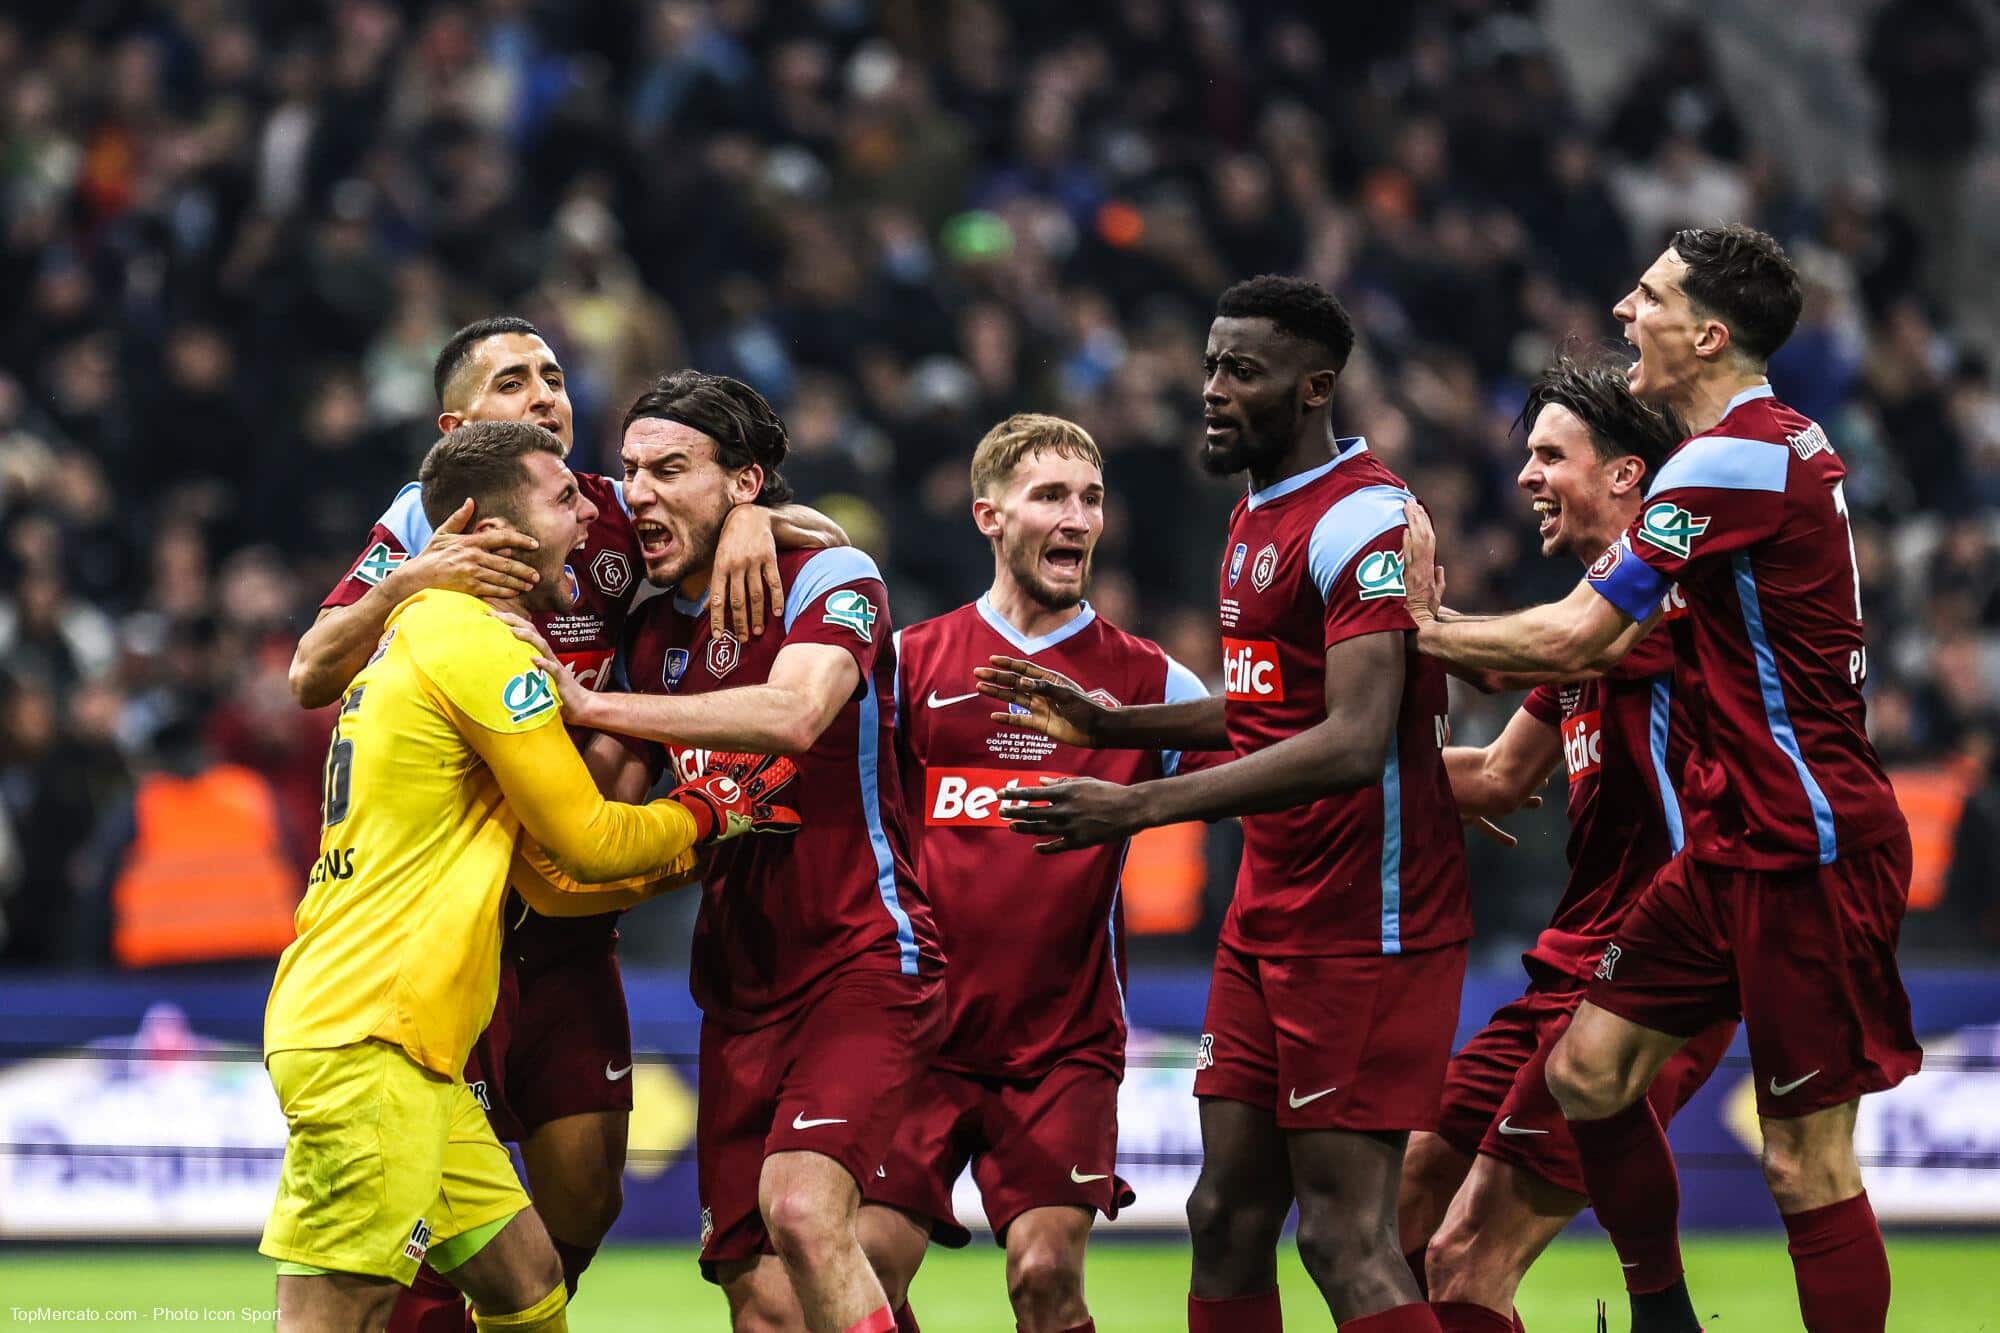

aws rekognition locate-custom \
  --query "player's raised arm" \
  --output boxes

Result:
[977,655,1228,751]
[709,501,851,640]
[289,497,541,708]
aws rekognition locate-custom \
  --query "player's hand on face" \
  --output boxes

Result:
[1401,499,1441,625]
[1000,775,1138,852]
[489,610,554,660]
[402,498,541,600]
[713,503,784,640]
[975,656,1104,748]
[530,653,597,727]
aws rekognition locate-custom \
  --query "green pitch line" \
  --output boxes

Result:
[2,1236,1994,1330]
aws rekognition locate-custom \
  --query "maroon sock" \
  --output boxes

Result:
[1782,1191,1890,1333]
[1431,1303,1515,1333]
[1189,1290,1282,1332]
[894,1302,922,1333]
[384,1264,466,1333]
[1048,1324,1094,1333]
[1567,1100,1684,1293]
[1342,1303,1444,1332]
[549,1237,598,1299]
[1405,1247,1430,1299]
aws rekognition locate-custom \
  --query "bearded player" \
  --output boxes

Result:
[986,277,1470,1333]
[1393,360,1737,1333]
[852,413,1211,1333]
[1402,226,1919,1333]
[262,420,796,1333]
[287,317,845,1325]
[536,371,944,1333]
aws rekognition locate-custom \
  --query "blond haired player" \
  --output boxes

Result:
[261,420,797,1333]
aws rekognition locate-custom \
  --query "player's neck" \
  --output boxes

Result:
[679,565,714,605]
[1249,419,1337,494]
[984,574,1083,642]
[484,592,532,619]
[1677,368,1770,438]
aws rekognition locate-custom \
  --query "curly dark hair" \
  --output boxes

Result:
[621,370,795,505]
[1519,352,1686,477]
[1215,275,1356,372]
[432,315,545,406]
[1670,224,1803,364]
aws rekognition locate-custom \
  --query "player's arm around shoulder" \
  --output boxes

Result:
[1444,704,1560,821]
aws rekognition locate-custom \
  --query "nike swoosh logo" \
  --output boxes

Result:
[792,1113,849,1130]
[1769,1069,1821,1097]
[604,1063,633,1082]
[927,690,980,709]
[1497,1116,1550,1136]
[1070,1167,1109,1183]
[1287,1086,1338,1109]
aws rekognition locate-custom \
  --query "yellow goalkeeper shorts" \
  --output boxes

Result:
[259,1039,529,1284]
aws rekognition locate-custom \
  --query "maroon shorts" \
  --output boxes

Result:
[697,969,943,1280]
[1193,942,1467,1131]
[1586,834,1921,1120]
[464,936,634,1143]
[868,1058,1135,1248]
[1437,973,1736,1196]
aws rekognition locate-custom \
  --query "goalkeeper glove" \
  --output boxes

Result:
[671,751,804,843]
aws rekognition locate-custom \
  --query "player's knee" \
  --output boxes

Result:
[1294,1206,1386,1285]
[1423,1215,1473,1294]
[1545,1037,1625,1118]
[762,1189,845,1273]
[1006,1241,1084,1324]
[1758,1132,1851,1212]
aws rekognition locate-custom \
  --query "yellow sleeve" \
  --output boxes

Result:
[509,840,703,918]
[402,593,566,734]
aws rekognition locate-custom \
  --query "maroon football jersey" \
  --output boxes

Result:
[895,598,1208,1080]
[1519,594,1690,981]
[1588,385,1906,870]
[1216,438,1471,957]
[619,546,942,1029]
[320,471,644,964]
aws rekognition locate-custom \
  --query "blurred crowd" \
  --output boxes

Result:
[3,0,1999,967]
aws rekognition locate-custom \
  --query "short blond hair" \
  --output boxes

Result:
[969,413,1104,498]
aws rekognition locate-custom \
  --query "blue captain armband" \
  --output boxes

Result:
[1585,535,1670,622]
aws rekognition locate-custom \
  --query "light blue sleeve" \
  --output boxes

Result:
[782,546,885,632]
[1307,485,1411,599]
[377,482,433,553]
[1159,654,1209,776]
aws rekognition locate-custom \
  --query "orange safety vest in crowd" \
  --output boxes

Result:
[1888,757,1982,913]
[112,764,300,967]
[1122,820,1207,935]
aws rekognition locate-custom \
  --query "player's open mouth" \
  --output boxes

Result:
[634,519,674,561]
[1044,546,1086,577]
[1533,496,1561,541]
[1204,415,1237,439]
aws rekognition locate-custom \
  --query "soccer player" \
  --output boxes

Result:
[986,277,1471,1333]
[1400,225,1920,1333]
[286,316,843,1323]
[857,413,1209,1333]
[261,420,794,1333]
[536,371,944,1333]
[1393,360,1736,1333]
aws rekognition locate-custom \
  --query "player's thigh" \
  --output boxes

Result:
[1287,1125,1406,1227]
[717,1254,808,1333]
[1426,1154,1581,1304]
[1546,999,1687,1115]
[1758,1098,1864,1213]
[1004,1204,1092,1288]
[1397,1130,1474,1255]
[276,1270,400,1332]
[520,1108,629,1241]
[1191,1095,1294,1215]
[855,1203,931,1308]
[760,1148,864,1250]
[436,1208,560,1314]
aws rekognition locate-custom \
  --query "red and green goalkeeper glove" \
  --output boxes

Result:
[671,751,804,844]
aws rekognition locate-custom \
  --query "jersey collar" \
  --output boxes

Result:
[976,594,1096,655]
[1245,436,1369,510]
[1722,382,1775,417]
[672,587,708,616]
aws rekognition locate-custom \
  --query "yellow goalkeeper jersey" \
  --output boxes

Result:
[264,588,700,1079]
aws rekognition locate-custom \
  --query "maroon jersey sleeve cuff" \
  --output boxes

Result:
[1521,684,1562,726]
[321,524,409,609]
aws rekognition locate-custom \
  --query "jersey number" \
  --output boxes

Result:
[1831,481,1867,684]
[322,687,364,827]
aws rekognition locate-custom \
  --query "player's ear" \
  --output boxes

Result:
[1692,315,1732,364]
[971,493,1002,540]
[729,463,765,505]
[1609,455,1646,496]
[1301,368,1337,411]
[438,409,464,435]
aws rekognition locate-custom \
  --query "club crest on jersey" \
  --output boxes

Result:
[1250,543,1279,592]
[1588,543,1623,581]
[1637,502,1709,559]
[1227,542,1248,587]
[352,542,406,587]
[590,549,632,596]
[1355,550,1406,600]
[822,589,877,642]
[502,668,557,724]
[1086,688,1121,709]
[707,632,741,678]
[664,647,690,690]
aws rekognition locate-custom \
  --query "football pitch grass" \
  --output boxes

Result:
[4,1235,1995,1331]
